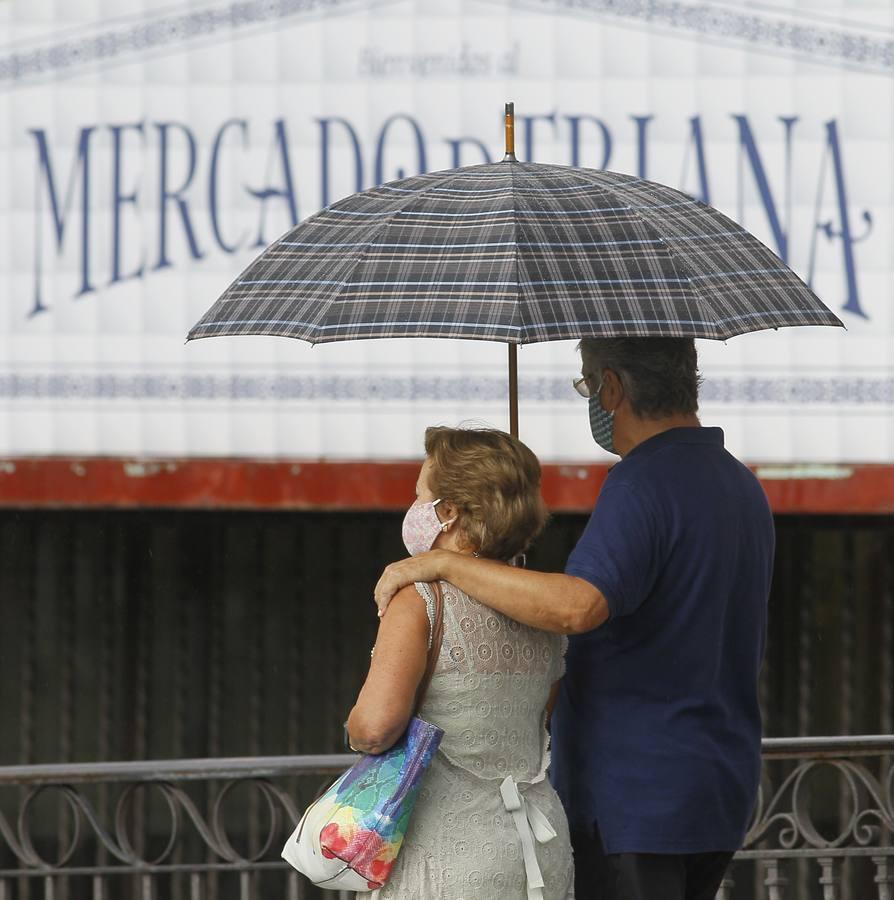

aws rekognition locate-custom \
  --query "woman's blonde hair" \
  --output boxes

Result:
[423,426,548,561]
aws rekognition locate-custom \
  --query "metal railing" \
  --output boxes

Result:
[0,737,892,900]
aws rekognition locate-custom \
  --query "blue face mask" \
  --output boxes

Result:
[588,381,617,454]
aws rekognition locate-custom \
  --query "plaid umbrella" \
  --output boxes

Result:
[187,104,842,431]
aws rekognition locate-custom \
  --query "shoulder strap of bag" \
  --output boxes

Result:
[414,580,444,712]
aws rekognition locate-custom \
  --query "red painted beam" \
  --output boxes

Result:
[0,459,891,514]
[0,459,420,511]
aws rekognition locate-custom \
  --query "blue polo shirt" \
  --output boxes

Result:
[550,427,773,855]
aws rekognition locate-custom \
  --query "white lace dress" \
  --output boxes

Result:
[372,581,575,900]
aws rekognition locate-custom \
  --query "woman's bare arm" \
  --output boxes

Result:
[346,584,430,755]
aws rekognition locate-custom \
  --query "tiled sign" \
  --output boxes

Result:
[0,0,890,462]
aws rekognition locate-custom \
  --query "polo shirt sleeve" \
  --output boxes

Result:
[564,481,661,619]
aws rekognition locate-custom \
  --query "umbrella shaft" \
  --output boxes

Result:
[508,344,518,438]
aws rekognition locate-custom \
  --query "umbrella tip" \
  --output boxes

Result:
[503,101,516,162]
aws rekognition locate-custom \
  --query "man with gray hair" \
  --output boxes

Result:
[375,337,774,900]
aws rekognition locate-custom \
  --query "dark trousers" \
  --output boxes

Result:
[571,825,734,900]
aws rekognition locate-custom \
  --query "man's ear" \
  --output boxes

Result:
[601,368,624,411]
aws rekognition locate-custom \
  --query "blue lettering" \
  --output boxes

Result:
[519,111,556,163]
[209,118,249,254]
[678,116,710,204]
[566,115,612,169]
[733,114,797,262]
[317,116,364,207]
[29,126,96,316]
[374,114,427,185]
[807,119,872,319]
[445,136,492,168]
[110,122,145,285]
[154,122,203,271]
[247,119,299,248]
[22,109,874,327]
[631,115,653,179]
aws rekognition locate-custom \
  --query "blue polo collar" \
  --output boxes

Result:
[625,426,724,460]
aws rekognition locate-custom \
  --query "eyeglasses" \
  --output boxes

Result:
[572,373,599,399]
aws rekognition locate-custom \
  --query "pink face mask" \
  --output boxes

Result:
[402,499,457,556]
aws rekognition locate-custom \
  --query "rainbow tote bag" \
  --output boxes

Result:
[282,716,444,891]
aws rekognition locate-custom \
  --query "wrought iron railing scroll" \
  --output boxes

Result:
[0,755,356,900]
[720,736,894,900]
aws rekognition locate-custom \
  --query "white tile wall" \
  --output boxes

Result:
[0,0,889,462]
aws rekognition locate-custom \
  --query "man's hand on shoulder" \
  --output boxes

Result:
[374,549,453,617]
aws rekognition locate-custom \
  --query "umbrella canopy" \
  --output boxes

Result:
[187,103,843,436]
[188,167,842,346]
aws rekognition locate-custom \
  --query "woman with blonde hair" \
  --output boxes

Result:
[347,426,574,900]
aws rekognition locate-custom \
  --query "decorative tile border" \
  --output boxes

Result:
[0,373,890,404]
[0,0,363,86]
[520,0,894,71]
[1,0,892,87]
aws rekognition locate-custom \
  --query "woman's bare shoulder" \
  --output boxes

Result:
[381,583,431,626]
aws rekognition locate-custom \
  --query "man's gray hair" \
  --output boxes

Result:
[578,337,701,418]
